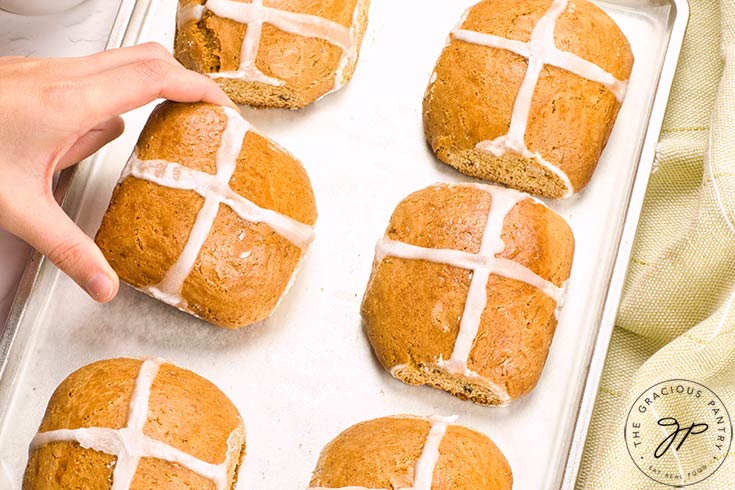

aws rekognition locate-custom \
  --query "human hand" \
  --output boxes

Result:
[0,42,235,303]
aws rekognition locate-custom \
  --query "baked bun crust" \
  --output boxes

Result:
[23,358,245,490]
[361,184,574,405]
[175,0,371,109]
[423,0,634,198]
[95,101,317,329]
[309,415,512,489]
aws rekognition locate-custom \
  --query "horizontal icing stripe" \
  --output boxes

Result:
[123,155,315,250]
[375,238,561,301]
[206,0,351,50]
[450,0,630,197]
[377,184,564,401]
[30,427,228,489]
[452,29,627,101]
[453,29,532,58]
[375,237,486,269]
[180,0,360,88]
[121,106,314,311]
[29,358,236,490]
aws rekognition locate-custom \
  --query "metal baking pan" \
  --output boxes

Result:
[0,0,688,488]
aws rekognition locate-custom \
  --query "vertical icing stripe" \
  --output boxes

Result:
[177,2,206,28]
[107,358,164,490]
[28,359,238,490]
[445,190,526,374]
[375,184,563,401]
[470,0,567,175]
[144,107,249,307]
[331,0,369,92]
[147,195,222,307]
[109,359,162,490]
[305,415,459,490]
[449,0,630,198]
[212,0,285,85]
[179,0,359,89]
[412,416,457,490]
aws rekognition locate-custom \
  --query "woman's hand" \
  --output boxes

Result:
[0,42,234,303]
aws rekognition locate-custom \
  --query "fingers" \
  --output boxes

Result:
[77,58,236,121]
[56,42,184,77]
[0,56,30,65]
[9,200,119,303]
[56,116,125,170]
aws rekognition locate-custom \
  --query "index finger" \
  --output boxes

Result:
[78,59,237,122]
[52,42,185,78]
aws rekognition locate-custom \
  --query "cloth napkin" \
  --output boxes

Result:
[577,0,735,488]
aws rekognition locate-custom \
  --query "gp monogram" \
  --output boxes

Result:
[624,379,732,487]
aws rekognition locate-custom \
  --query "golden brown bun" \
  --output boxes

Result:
[423,0,634,198]
[95,101,317,329]
[175,0,371,109]
[309,415,513,489]
[23,358,246,490]
[361,184,574,405]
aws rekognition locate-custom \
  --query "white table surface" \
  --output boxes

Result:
[0,0,122,329]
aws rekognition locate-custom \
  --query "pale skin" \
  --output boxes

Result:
[0,42,236,303]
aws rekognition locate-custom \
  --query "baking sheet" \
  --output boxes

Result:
[0,0,688,488]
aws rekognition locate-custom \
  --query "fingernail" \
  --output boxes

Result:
[85,272,114,302]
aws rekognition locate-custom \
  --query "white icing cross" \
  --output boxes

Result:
[308,416,457,490]
[179,0,364,90]
[120,106,315,308]
[376,184,564,405]
[451,0,629,198]
[29,359,240,490]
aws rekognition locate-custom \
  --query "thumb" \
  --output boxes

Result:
[56,116,125,171]
[11,199,119,302]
